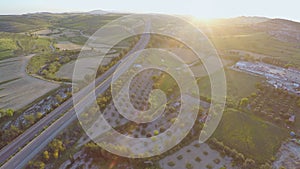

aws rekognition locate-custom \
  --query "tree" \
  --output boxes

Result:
[6,109,14,117]
[297,99,300,107]
[235,153,245,164]
[4,125,22,141]
[53,149,59,159]
[55,94,63,103]
[240,98,249,108]
[153,130,159,136]
[167,161,175,167]
[242,158,256,169]
[48,61,60,73]
[41,69,48,75]
[24,114,35,125]
[36,112,43,119]
[185,162,193,169]
[84,142,102,157]
[0,109,5,117]
[259,163,272,169]
[32,161,45,169]
[43,151,50,161]
[50,139,65,152]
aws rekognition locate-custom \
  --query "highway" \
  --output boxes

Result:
[0,20,151,169]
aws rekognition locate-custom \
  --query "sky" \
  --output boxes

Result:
[1,0,299,22]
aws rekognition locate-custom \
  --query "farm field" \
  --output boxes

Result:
[55,41,82,50]
[190,59,234,78]
[0,55,59,110]
[249,85,300,129]
[212,108,288,163]
[159,141,236,169]
[197,69,263,102]
[56,52,119,81]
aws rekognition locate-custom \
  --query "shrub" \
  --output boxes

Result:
[194,143,200,148]
[195,157,201,162]
[213,158,221,164]
[168,161,175,167]
[186,163,193,169]
[177,155,183,160]
[206,164,212,169]
[153,130,159,136]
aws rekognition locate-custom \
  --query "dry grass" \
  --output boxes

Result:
[55,41,82,50]
[33,29,52,35]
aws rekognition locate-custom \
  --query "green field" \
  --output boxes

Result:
[198,69,263,103]
[0,38,18,60]
[0,32,52,60]
[212,108,288,163]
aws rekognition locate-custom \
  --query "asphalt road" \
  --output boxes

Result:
[0,20,151,169]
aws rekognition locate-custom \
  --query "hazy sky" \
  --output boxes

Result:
[1,0,299,21]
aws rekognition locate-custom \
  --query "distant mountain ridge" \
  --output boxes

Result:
[209,16,271,26]
[253,18,300,43]
[0,11,299,44]
[225,16,271,25]
[88,10,109,15]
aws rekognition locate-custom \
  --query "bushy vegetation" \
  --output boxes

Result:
[26,121,83,169]
[209,138,274,169]
[0,88,71,150]
[0,108,14,118]
[250,84,300,128]
[27,50,78,81]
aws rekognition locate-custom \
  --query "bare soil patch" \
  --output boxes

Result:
[0,55,59,110]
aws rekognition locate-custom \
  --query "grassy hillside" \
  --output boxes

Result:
[1,13,299,65]
[53,13,125,34]
[0,14,50,32]
[0,32,52,60]
[203,18,300,67]
[0,13,124,35]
